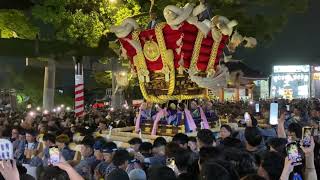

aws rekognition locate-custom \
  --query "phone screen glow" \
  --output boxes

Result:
[269,103,278,125]
[255,104,259,113]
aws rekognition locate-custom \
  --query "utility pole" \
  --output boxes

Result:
[43,58,56,110]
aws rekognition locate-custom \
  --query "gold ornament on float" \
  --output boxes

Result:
[143,40,161,62]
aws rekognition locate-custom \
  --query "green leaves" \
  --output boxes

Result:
[94,71,112,87]
[0,10,39,39]
[31,0,147,47]
[0,0,309,46]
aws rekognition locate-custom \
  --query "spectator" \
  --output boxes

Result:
[171,148,195,180]
[94,141,117,179]
[37,166,70,180]
[258,152,285,180]
[55,134,75,161]
[199,147,223,165]
[148,166,177,180]
[223,148,257,178]
[200,160,239,180]
[218,125,233,145]
[139,142,153,157]
[197,129,215,149]
[129,169,147,180]
[31,133,56,166]
[267,138,287,156]
[172,133,189,149]
[287,123,302,141]
[220,137,242,149]
[128,137,143,152]
[219,125,232,140]
[150,137,167,166]
[93,138,107,161]
[11,127,20,153]
[22,130,39,163]
[97,120,107,133]
[188,137,198,153]
[74,136,98,179]
[135,138,167,167]
[104,149,130,178]
[102,141,117,164]
[244,127,266,164]
[107,168,130,180]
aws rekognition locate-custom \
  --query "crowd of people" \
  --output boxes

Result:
[0,98,319,180]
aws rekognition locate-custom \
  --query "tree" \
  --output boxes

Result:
[138,0,308,43]
[93,71,112,88]
[0,10,38,39]
[0,0,311,45]
[31,0,146,47]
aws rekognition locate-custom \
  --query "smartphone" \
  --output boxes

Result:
[244,112,250,122]
[255,104,260,113]
[166,157,176,171]
[49,146,60,164]
[286,142,302,166]
[269,103,278,125]
[302,126,313,147]
[286,105,290,111]
[0,139,13,160]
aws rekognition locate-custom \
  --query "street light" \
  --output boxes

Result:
[29,111,35,117]
[66,107,71,111]
[119,71,127,77]
[36,107,41,111]
[43,110,49,115]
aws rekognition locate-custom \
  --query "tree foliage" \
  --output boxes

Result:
[93,71,112,88]
[0,0,308,46]
[0,10,38,39]
[138,0,308,43]
[32,0,145,47]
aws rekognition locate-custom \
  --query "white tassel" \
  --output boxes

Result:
[243,37,257,48]
[110,18,139,38]
[146,76,150,82]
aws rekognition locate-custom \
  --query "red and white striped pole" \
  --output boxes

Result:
[74,57,84,117]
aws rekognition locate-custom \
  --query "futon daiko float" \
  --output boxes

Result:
[111,3,256,103]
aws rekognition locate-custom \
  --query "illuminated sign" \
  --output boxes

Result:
[273,65,310,73]
[314,66,320,72]
[314,73,320,80]
[271,72,310,99]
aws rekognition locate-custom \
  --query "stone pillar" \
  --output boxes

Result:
[235,88,240,102]
[43,58,55,110]
[248,88,253,100]
[219,88,224,102]
[111,57,121,108]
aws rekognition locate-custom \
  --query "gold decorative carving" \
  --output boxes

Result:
[143,40,161,62]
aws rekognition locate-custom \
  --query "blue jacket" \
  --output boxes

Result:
[75,155,98,179]
[61,146,75,161]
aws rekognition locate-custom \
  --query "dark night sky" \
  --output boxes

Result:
[0,0,320,85]
[241,0,320,73]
